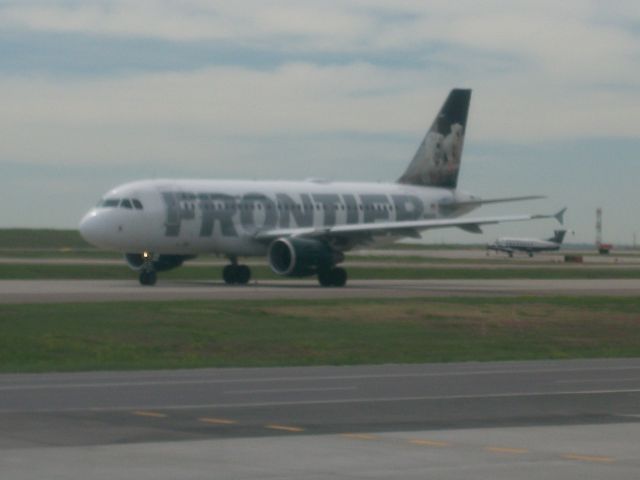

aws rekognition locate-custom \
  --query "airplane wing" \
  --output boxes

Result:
[446,195,545,207]
[254,209,565,244]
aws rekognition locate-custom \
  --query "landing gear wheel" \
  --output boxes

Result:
[222,264,251,285]
[318,267,347,287]
[139,270,157,286]
[222,265,237,284]
[236,265,251,285]
[329,267,347,287]
[318,269,332,287]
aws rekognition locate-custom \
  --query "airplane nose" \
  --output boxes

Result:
[79,210,102,247]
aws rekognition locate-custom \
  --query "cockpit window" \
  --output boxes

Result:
[97,197,143,210]
[100,198,120,208]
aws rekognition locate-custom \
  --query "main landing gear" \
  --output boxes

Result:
[222,257,251,285]
[317,267,347,287]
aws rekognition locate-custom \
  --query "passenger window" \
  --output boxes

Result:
[120,199,133,209]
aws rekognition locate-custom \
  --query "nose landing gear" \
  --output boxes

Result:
[138,251,157,286]
[139,268,157,286]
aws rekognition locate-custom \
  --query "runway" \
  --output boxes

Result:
[1,359,640,478]
[2,278,640,303]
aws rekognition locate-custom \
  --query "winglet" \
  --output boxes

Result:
[554,207,567,225]
[531,207,567,224]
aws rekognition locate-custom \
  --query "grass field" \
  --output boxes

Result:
[0,229,91,249]
[1,296,639,373]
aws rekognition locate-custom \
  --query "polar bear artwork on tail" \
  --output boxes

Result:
[398,89,470,189]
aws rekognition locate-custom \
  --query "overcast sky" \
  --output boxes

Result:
[1,0,639,244]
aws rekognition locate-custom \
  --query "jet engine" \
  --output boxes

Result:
[268,237,341,277]
[124,253,195,272]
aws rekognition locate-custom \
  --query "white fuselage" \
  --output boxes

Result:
[79,179,478,256]
[489,237,560,254]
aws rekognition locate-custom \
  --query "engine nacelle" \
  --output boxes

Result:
[124,253,195,272]
[268,237,340,277]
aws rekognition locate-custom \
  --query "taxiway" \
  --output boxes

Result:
[1,278,640,304]
[1,359,639,478]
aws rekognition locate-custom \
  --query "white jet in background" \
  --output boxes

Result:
[487,227,568,258]
[79,89,564,287]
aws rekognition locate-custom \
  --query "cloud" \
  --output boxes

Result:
[0,1,375,45]
[2,1,638,85]
[0,0,639,240]
[3,1,638,51]
[1,58,639,171]
[1,2,639,163]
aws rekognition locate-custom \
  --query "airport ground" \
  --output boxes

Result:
[1,231,639,479]
[1,360,639,479]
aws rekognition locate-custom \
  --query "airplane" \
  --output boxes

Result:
[487,227,567,258]
[79,88,564,287]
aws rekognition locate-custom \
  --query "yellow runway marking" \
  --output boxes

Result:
[409,439,451,448]
[199,417,237,425]
[562,454,615,464]
[131,410,167,418]
[342,433,378,441]
[485,446,529,455]
[265,424,305,433]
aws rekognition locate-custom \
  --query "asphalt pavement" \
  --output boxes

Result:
[2,359,639,478]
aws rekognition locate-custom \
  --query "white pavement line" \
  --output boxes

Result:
[224,386,356,395]
[3,366,640,391]
[2,388,640,414]
[562,453,615,464]
[554,377,640,385]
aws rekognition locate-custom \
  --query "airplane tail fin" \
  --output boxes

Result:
[547,230,567,244]
[397,89,471,189]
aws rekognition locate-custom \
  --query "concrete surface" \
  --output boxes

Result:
[1,278,640,304]
[1,360,639,479]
